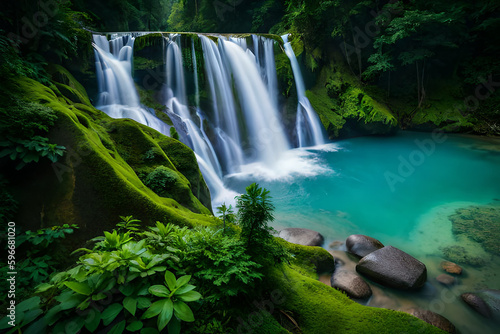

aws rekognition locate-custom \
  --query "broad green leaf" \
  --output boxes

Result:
[119,283,135,296]
[64,281,91,296]
[62,316,85,334]
[123,296,137,316]
[16,296,41,313]
[24,318,47,334]
[167,316,181,334]
[108,320,126,334]
[126,320,144,332]
[84,309,101,332]
[176,290,202,302]
[148,285,170,298]
[59,294,86,310]
[137,297,152,309]
[20,309,42,326]
[175,275,191,288]
[102,303,123,326]
[35,283,53,293]
[140,328,160,334]
[173,301,195,322]
[92,292,107,301]
[174,284,196,295]
[142,299,167,319]
[44,305,63,326]
[164,270,176,290]
[157,299,174,331]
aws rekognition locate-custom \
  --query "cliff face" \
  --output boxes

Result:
[3,67,216,243]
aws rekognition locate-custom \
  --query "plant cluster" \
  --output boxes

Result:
[0,224,78,308]
[0,184,290,333]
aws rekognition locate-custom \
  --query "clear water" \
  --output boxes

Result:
[226,131,500,333]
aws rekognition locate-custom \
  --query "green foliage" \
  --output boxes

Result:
[0,136,66,170]
[236,183,275,247]
[117,215,142,234]
[216,202,235,230]
[181,227,264,305]
[0,224,78,306]
[144,166,181,197]
[236,183,291,265]
[0,177,17,222]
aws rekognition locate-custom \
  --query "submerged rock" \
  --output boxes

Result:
[403,308,456,333]
[440,261,462,275]
[461,290,500,318]
[441,245,487,267]
[278,228,324,246]
[330,268,372,299]
[436,274,455,286]
[345,234,384,257]
[356,246,427,290]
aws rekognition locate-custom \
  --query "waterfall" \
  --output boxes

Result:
[92,32,328,211]
[281,34,326,147]
[92,34,170,136]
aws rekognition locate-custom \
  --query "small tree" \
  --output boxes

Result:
[216,202,235,231]
[236,183,275,248]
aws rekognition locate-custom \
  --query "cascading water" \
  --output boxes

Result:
[281,34,326,147]
[92,34,170,135]
[92,32,329,210]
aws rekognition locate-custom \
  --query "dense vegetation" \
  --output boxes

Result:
[1,1,498,333]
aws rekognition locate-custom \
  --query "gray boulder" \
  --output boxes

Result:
[331,268,372,299]
[404,308,456,333]
[278,228,324,246]
[356,246,427,290]
[346,234,384,257]
[461,290,500,318]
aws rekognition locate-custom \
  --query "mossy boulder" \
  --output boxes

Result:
[6,76,216,245]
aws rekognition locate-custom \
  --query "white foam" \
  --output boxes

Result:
[227,147,334,182]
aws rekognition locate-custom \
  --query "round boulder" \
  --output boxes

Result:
[331,269,372,300]
[440,261,462,275]
[461,290,500,318]
[436,274,455,286]
[278,228,324,246]
[346,234,384,257]
[404,308,456,333]
[356,246,427,290]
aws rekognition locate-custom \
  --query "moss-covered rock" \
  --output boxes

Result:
[306,58,397,139]
[7,75,216,244]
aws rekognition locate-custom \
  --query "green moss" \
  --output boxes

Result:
[134,56,164,71]
[134,33,163,51]
[306,59,397,138]
[264,265,445,334]
[11,76,215,241]
[47,64,92,107]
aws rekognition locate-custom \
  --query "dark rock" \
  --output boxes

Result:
[461,293,492,318]
[330,268,372,299]
[404,308,456,333]
[345,234,384,257]
[436,274,455,286]
[278,228,324,246]
[440,261,462,275]
[461,290,500,318]
[356,246,427,290]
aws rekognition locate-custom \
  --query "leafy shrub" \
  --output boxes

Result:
[0,224,78,307]
[0,136,66,170]
[144,166,180,197]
